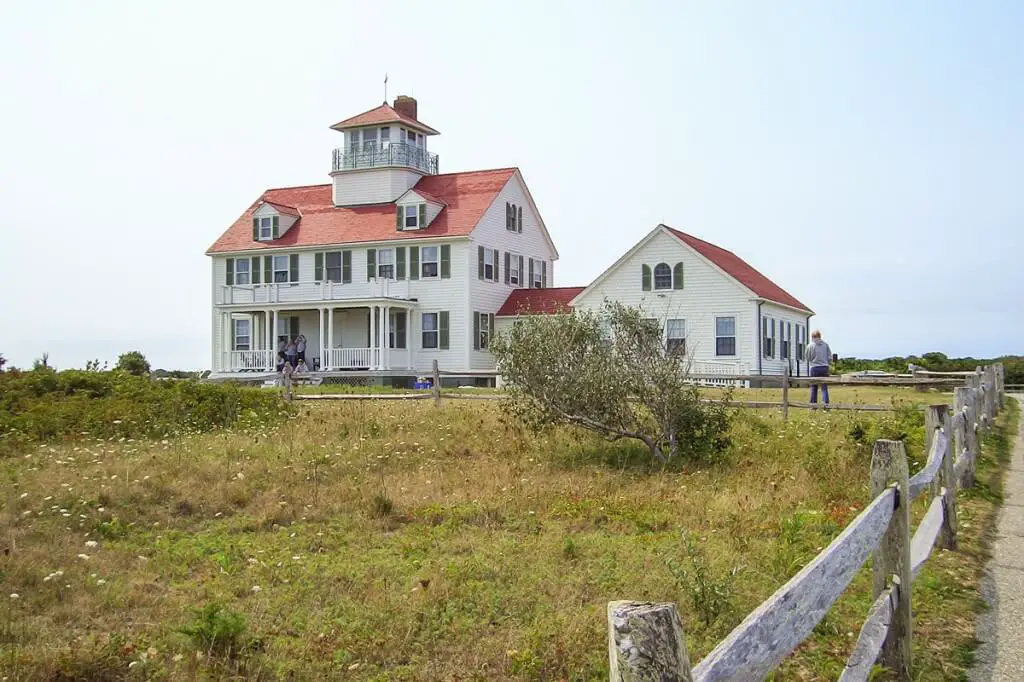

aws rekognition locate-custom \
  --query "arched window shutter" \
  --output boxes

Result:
[673,262,684,289]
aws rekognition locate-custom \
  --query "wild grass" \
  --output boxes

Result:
[0,391,1014,680]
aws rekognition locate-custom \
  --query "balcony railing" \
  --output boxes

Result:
[323,347,380,371]
[218,279,411,305]
[332,141,439,175]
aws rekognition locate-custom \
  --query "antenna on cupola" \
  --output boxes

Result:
[383,73,388,104]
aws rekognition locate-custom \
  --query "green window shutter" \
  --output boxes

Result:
[473,311,480,350]
[673,262,684,290]
[541,261,547,288]
[528,258,535,288]
[366,249,376,281]
[289,254,299,282]
[477,245,484,280]
[263,256,271,284]
[504,252,510,285]
[272,216,280,239]
[418,203,426,227]
[251,257,261,284]
[518,256,524,288]
[440,244,450,279]
[517,206,523,233]
[315,253,323,282]
[494,249,500,283]
[396,312,407,349]
[642,264,652,291]
[252,218,258,241]
[226,258,234,285]
[342,250,352,283]
[396,247,406,280]
[505,202,511,230]
[230,317,235,349]
[290,316,299,339]
[410,246,419,280]
[439,311,450,350]
[396,205,403,231]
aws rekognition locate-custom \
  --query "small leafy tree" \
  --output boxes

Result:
[116,351,150,376]
[490,301,732,463]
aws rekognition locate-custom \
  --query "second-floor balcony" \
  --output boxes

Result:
[217,278,411,306]
[332,141,439,175]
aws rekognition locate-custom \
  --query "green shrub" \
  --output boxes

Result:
[179,603,249,657]
[0,370,289,446]
[115,351,150,376]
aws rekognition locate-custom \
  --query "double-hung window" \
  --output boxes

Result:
[421,246,439,278]
[532,260,543,288]
[665,319,686,355]
[258,216,273,241]
[509,253,520,286]
[234,258,251,285]
[762,317,776,358]
[421,312,438,349]
[377,249,395,280]
[361,127,377,152]
[478,312,491,350]
[233,318,251,351]
[272,255,289,283]
[405,205,419,229]
[716,317,737,356]
[325,251,342,282]
[484,249,495,281]
[796,326,805,361]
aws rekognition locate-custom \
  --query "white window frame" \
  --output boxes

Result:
[421,312,439,350]
[380,126,390,143]
[762,316,776,359]
[276,317,292,347]
[377,248,395,280]
[509,252,520,286]
[796,325,806,361]
[325,251,342,282]
[233,318,251,351]
[479,312,491,350]
[665,319,686,355]
[272,255,289,283]
[234,258,251,285]
[715,316,737,357]
[404,204,419,229]
[258,216,273,241]
[532,259,543,288]
[653,262,672,290]
[421,246,439,279]
[484,249,495,282]
[361,127,378,151]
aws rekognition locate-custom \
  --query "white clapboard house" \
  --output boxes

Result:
[207,96,558,385]
[496,224,815,378]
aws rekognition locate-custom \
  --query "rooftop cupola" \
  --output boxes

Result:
[330,95,439,177]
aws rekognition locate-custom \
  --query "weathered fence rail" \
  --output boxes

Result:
[608,364,1005,681]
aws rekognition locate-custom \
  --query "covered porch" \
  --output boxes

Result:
[215,302,417,373]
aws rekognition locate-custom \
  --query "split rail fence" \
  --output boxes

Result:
[608,364,1007,681]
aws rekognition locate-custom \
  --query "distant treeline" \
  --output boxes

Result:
[834,353,1023,385]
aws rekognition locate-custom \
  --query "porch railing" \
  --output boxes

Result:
[219,279,411,305]
[324,348,379,370]
[331,141,439,175]
[227,349,275,372]
[688,359,749,387]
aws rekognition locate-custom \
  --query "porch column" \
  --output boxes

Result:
[327,307,335,370]
[407,307,413,370]
[318,307,325,371]
[265,310,272,369]
[380,305,388,370]
[369,306,377,369]
[222,312,231,371]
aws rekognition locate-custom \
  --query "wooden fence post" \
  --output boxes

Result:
[871,440,912,681]
[782,364,790,422]
[966,386,979,488]
[995,363,1005,408]
[924,405,945,499]
[607,601,693,682]
[431,359,441,407]
[953,387,970,486]
[934,406,958,550]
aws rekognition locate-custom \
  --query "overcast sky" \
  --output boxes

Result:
[1,1,1021,370]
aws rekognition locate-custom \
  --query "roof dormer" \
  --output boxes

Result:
[395,189,445,231]
[251,201,300,242]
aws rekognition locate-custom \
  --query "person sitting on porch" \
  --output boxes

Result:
[296,335,307,365]
[295,359,309,374]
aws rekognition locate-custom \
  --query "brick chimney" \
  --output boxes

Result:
[393,95,418,121]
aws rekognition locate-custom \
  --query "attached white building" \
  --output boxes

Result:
[496,225,815,377]
[207,95,558,385]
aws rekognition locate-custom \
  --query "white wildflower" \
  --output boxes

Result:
[96,579,106,585]
[251,585,262,593]
[85,540,98,548]
[9,594,19,600]
[77,554,90,560]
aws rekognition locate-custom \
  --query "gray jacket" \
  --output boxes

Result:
[807,340,831,368]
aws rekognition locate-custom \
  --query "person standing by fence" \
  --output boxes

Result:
[807,330,832,407]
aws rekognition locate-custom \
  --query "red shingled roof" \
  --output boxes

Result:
[496,287,586,316]
[262,200,300,217]
[330,103,440,135]
[207,168,515,254]
[664,226,812,313]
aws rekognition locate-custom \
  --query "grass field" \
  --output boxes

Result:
[1,389,1016,680]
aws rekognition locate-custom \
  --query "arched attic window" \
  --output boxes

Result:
[653,263,673,290]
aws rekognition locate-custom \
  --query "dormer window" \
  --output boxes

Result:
[397,203,427,231]
[258,217,273,241]
[252,215,280,241]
